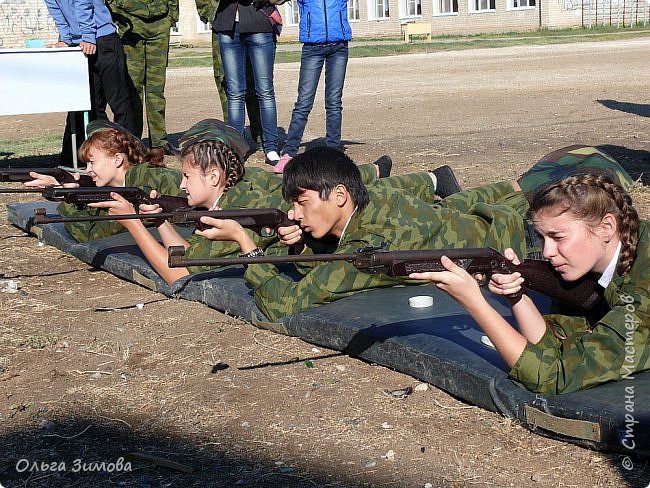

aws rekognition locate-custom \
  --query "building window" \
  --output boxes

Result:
[401,0,422,16]
[469,0,495,11]
[348,0,360,20]
[197,18,211,33]
[285,0,300,26]
[370,0,390,19]
[511,0,535,6]
[434,0,458,14]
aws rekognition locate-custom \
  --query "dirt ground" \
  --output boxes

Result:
[1,37,649,488]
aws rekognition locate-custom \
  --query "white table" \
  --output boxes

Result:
[0,47,91,168]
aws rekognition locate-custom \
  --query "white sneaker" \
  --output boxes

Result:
[265,151,280,165]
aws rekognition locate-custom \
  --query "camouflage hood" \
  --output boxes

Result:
[518,145,634,198]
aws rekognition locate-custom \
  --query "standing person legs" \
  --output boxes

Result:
[245,32,278,159]
[212,29,261,148]
[121,32,146,140]
[61,33,135,164]
[143,18,172,152]
[281,44,326,158]
[93,32,135,134]
[245,55,263,147]
[323,42,348,150]
[211,29,229,122]
[219,25,248,135]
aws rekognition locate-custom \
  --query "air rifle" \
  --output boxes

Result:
[0,167,95,187]
[167,245,602,312]
[14,186,190,212]
[33,207,295,236]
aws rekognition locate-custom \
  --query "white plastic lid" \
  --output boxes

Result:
[409,295,434,308]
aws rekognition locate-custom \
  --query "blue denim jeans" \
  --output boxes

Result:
[219,25,278,154]
[282,42,348,157]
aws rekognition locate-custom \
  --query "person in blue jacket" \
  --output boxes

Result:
[272,0,352,173]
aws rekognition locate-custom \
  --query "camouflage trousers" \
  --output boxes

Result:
[211,30,262,143]
[121,18,172,148]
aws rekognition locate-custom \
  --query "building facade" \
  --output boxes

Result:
[176,0,585,46]
[0,0,643,49]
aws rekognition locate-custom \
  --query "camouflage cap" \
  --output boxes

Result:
[178,119,250,161]
[518,145,634,198]
[86,119,133,138]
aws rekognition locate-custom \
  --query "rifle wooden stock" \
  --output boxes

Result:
[167,246,602,312]
[34,207,294,237]
[0,167,95,187]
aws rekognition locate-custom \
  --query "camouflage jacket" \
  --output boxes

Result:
[244,181,530,321]
[59,164,183,243]
[107,0,179,34]
[509,220,650,395]
[194,0,218,24]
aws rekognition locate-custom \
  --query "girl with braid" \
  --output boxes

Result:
[88,119,266,284]
[25,121,183,242]
[411,174,649,394]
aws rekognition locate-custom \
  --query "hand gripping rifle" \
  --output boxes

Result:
[17,186,189,212]
[0,167,95,187]
[167,245,602,312]
[33,207,295,237]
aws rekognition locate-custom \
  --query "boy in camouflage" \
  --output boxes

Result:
[413,174,648,395]
[107,0,179,161]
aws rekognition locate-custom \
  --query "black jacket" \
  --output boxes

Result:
[213,0,273,34]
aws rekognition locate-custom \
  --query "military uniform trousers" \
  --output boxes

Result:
[121,17,173,148]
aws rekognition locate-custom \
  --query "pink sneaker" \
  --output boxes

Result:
[272,154,293,174]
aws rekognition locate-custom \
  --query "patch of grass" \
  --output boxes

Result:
[167,28,650,68]
[0,135,61,159]
[24,334,59,350]
[9,402,32,418]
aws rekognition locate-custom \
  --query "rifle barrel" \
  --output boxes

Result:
[167,246,356,268]
[0,188,48,193]
[33,208,294,236]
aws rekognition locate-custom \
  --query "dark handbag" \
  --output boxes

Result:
[261,5,283,37]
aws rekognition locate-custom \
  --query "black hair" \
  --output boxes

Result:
[282,147,370,210]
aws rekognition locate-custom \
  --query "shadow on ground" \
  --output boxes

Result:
[597,145,650,185]
[1,415,648,487]
[597,99,650,118]
[0,417,356,488]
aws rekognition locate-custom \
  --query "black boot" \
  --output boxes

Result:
[374,155,393,178]
[431,165,462,198]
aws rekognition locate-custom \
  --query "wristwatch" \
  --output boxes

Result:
[239,247,264,258]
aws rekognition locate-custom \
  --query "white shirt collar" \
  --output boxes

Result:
[338,206,358,245]
[208,194,223,211]
[598,241,622,288]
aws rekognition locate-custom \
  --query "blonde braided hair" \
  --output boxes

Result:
[530,174,639,276]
